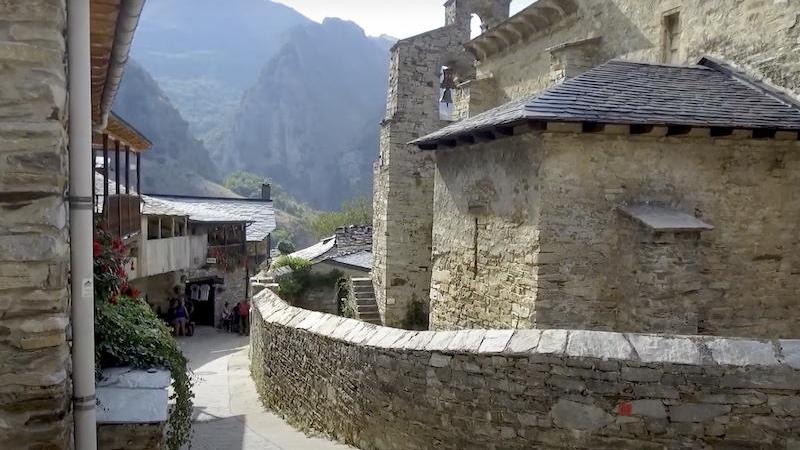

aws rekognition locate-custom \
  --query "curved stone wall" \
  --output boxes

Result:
[250,291,800,450]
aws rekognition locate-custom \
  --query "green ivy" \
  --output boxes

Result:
[402,301,429,330]
[336,277,357,318]
[93,230,193,449]
[272,256,343,302]
[95,297,194,449]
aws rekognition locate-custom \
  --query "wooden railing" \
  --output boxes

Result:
[98,194,141,240]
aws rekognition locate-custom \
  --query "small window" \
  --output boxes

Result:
[160,217,174,238]
[175,218,186,237]
[147,217,160,240]
[662,10,681,64]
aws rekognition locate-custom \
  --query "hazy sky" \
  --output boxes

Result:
[272,0,537,38]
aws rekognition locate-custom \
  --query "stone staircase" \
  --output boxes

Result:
[351,278,381,325]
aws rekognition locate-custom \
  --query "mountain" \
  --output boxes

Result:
[131,0,311,140]
[211,18,390,209]
[113,60,233,197]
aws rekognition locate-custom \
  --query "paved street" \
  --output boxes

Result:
[180,327,354,450]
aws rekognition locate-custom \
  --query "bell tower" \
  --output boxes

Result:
[372,0,511,329]
[445,0,513,40]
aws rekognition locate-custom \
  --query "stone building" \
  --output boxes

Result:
[372,0,514,327]
[374,0,800,336]
[416,57,800,337]
[132,193,275,327]
[262,225,373,315]
[0,0,152,447]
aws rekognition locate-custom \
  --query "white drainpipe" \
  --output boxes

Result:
[68,0,98,448]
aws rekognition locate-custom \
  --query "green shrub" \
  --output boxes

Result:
[277,240,295,254]
[93,230,193,449]
[336,277,357,318]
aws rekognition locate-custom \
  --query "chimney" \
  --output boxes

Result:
[261,183,271,201]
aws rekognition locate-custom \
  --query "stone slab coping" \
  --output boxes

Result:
[618,204,714,232]
[254,291,800,370]
[96,367,170,425]
[97,367,171,389]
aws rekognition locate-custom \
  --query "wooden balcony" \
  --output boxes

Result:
[97,194,141,240]
[207,244,247,272]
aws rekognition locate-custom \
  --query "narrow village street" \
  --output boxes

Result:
[180,328,353,450]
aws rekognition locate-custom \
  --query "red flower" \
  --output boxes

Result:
[112,239,125,252]
[93,241,102,257]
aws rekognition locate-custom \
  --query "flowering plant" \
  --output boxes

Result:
[93,229,192,449]
[93,230,140,303]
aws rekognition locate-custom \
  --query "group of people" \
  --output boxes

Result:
[220,298,250,335]
[164,285,251,336]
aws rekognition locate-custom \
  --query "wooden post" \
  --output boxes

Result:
[243,223,249,299]
[136,152,141,196]
[114,139,121,237]
[124,145,131,236]
[125,145,130,194]
[103,134,109,230]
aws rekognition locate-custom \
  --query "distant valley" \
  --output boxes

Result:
[117,0,393,211]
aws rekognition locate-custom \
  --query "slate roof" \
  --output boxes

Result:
[290,237,336,262]
[269,226,373,278]
[143,194,276,242]
[330,250,373,271]
[317,225,373,262]
[415,57,800,148]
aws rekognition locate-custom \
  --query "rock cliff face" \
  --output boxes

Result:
[113,61,235,196]
[211,19,391,209]
[131,0,311,140]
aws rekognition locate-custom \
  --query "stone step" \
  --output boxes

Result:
[357,305,378,313]
[359,311,380,319]
[352,287,374,293]
[355,296,376,303]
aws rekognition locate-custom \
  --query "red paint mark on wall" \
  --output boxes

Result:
[618,401,633,416]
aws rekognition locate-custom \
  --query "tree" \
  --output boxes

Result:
[277,240,295,254]
[223,171,265,198]
[310,197,372,238]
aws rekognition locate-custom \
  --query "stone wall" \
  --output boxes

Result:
[98,423,166,450]
[290,262,367,315]
[250,290,800,450]
[372,26,471,328]
[474,0,800,111]
[430,131,800,337]
[0,1,72,448]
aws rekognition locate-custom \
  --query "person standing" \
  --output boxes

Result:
[237,298,250,336]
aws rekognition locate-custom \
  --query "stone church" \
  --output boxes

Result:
[372,0,800,338]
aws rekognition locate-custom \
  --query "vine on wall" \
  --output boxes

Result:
[93,230,194,449]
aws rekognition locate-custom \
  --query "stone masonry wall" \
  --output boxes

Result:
[430,131,800,338]
[372,26,472,328]
[0,1,72,448]
[251,290,800,450]
[98,423,166,450]
[476,0,800,111]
